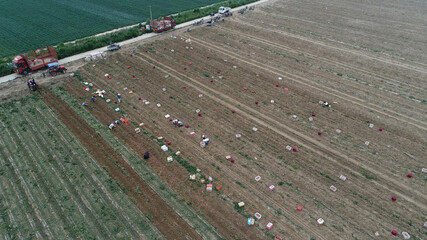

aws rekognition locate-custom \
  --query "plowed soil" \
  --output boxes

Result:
[40,89,201,240]
[2,0,426,239]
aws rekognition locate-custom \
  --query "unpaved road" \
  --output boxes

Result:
[0,0,269,85]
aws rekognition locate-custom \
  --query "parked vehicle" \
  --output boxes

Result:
[12,46,58,75]
[47,62,67,76]
[218,6,231,14]
[150,17,176,33]
[107,43,121,51]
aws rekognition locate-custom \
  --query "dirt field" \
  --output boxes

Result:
[1,0,426,239]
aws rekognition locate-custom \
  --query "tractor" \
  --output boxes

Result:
[47,62,67,76]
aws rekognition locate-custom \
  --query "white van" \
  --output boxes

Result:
[218,6,231,14]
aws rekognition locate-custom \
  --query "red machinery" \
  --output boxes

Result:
[150,17,176,33]
[12,46,58,75]
[47,62,67,76]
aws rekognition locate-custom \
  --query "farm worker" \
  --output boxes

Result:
[109,123,115,130]
[323,101,329,107]
[117,93,121,103]
[172,119,178,127]
[29,78,36,86]
[133,48,136,53]
[178,121,183,127]
[91,96,95,102]
[202,138,210,145]
[115,120,120,124]
[201,135,210,145]
[143,152,150,159]
[82,101,88,106]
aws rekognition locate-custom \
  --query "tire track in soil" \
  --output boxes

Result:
[73,66,262,240]
[119,53,405,239]
[135,54,367,240]
[107,77,374,239]
[79,68,309,239]
[139,43,425,201]
[147,41,427,196]
[232,17,427,74]
[134,49,426,238]
[188,36,427,131]
[39,89,202,240]
[139,54,427,211]
[148,35,427,154]
[216,24,425,93]
[90,52,418,239]
[77,61,312,239]
[85,51,418,239]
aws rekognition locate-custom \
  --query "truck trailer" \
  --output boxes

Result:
[12,46,58,75]
[150,17,176,33]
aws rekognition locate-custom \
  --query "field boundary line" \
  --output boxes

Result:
[188,36,427,131]
[140,53,427,211]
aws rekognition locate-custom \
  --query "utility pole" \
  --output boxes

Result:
[149,6,152,20]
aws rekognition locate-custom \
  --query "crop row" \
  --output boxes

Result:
[73,40,426,238]
[0,95,163,239]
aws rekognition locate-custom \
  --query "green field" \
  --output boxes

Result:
[0,0,223,58]
[0,95,163,239]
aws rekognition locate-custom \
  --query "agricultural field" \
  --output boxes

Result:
[0,0,225,58]
[0,95,164,239]
[1,0,426,239]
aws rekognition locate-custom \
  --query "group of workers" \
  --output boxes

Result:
[172,119,184,127]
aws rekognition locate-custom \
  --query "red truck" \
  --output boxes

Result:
[150,17,176,33]
[12,46,58,75]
